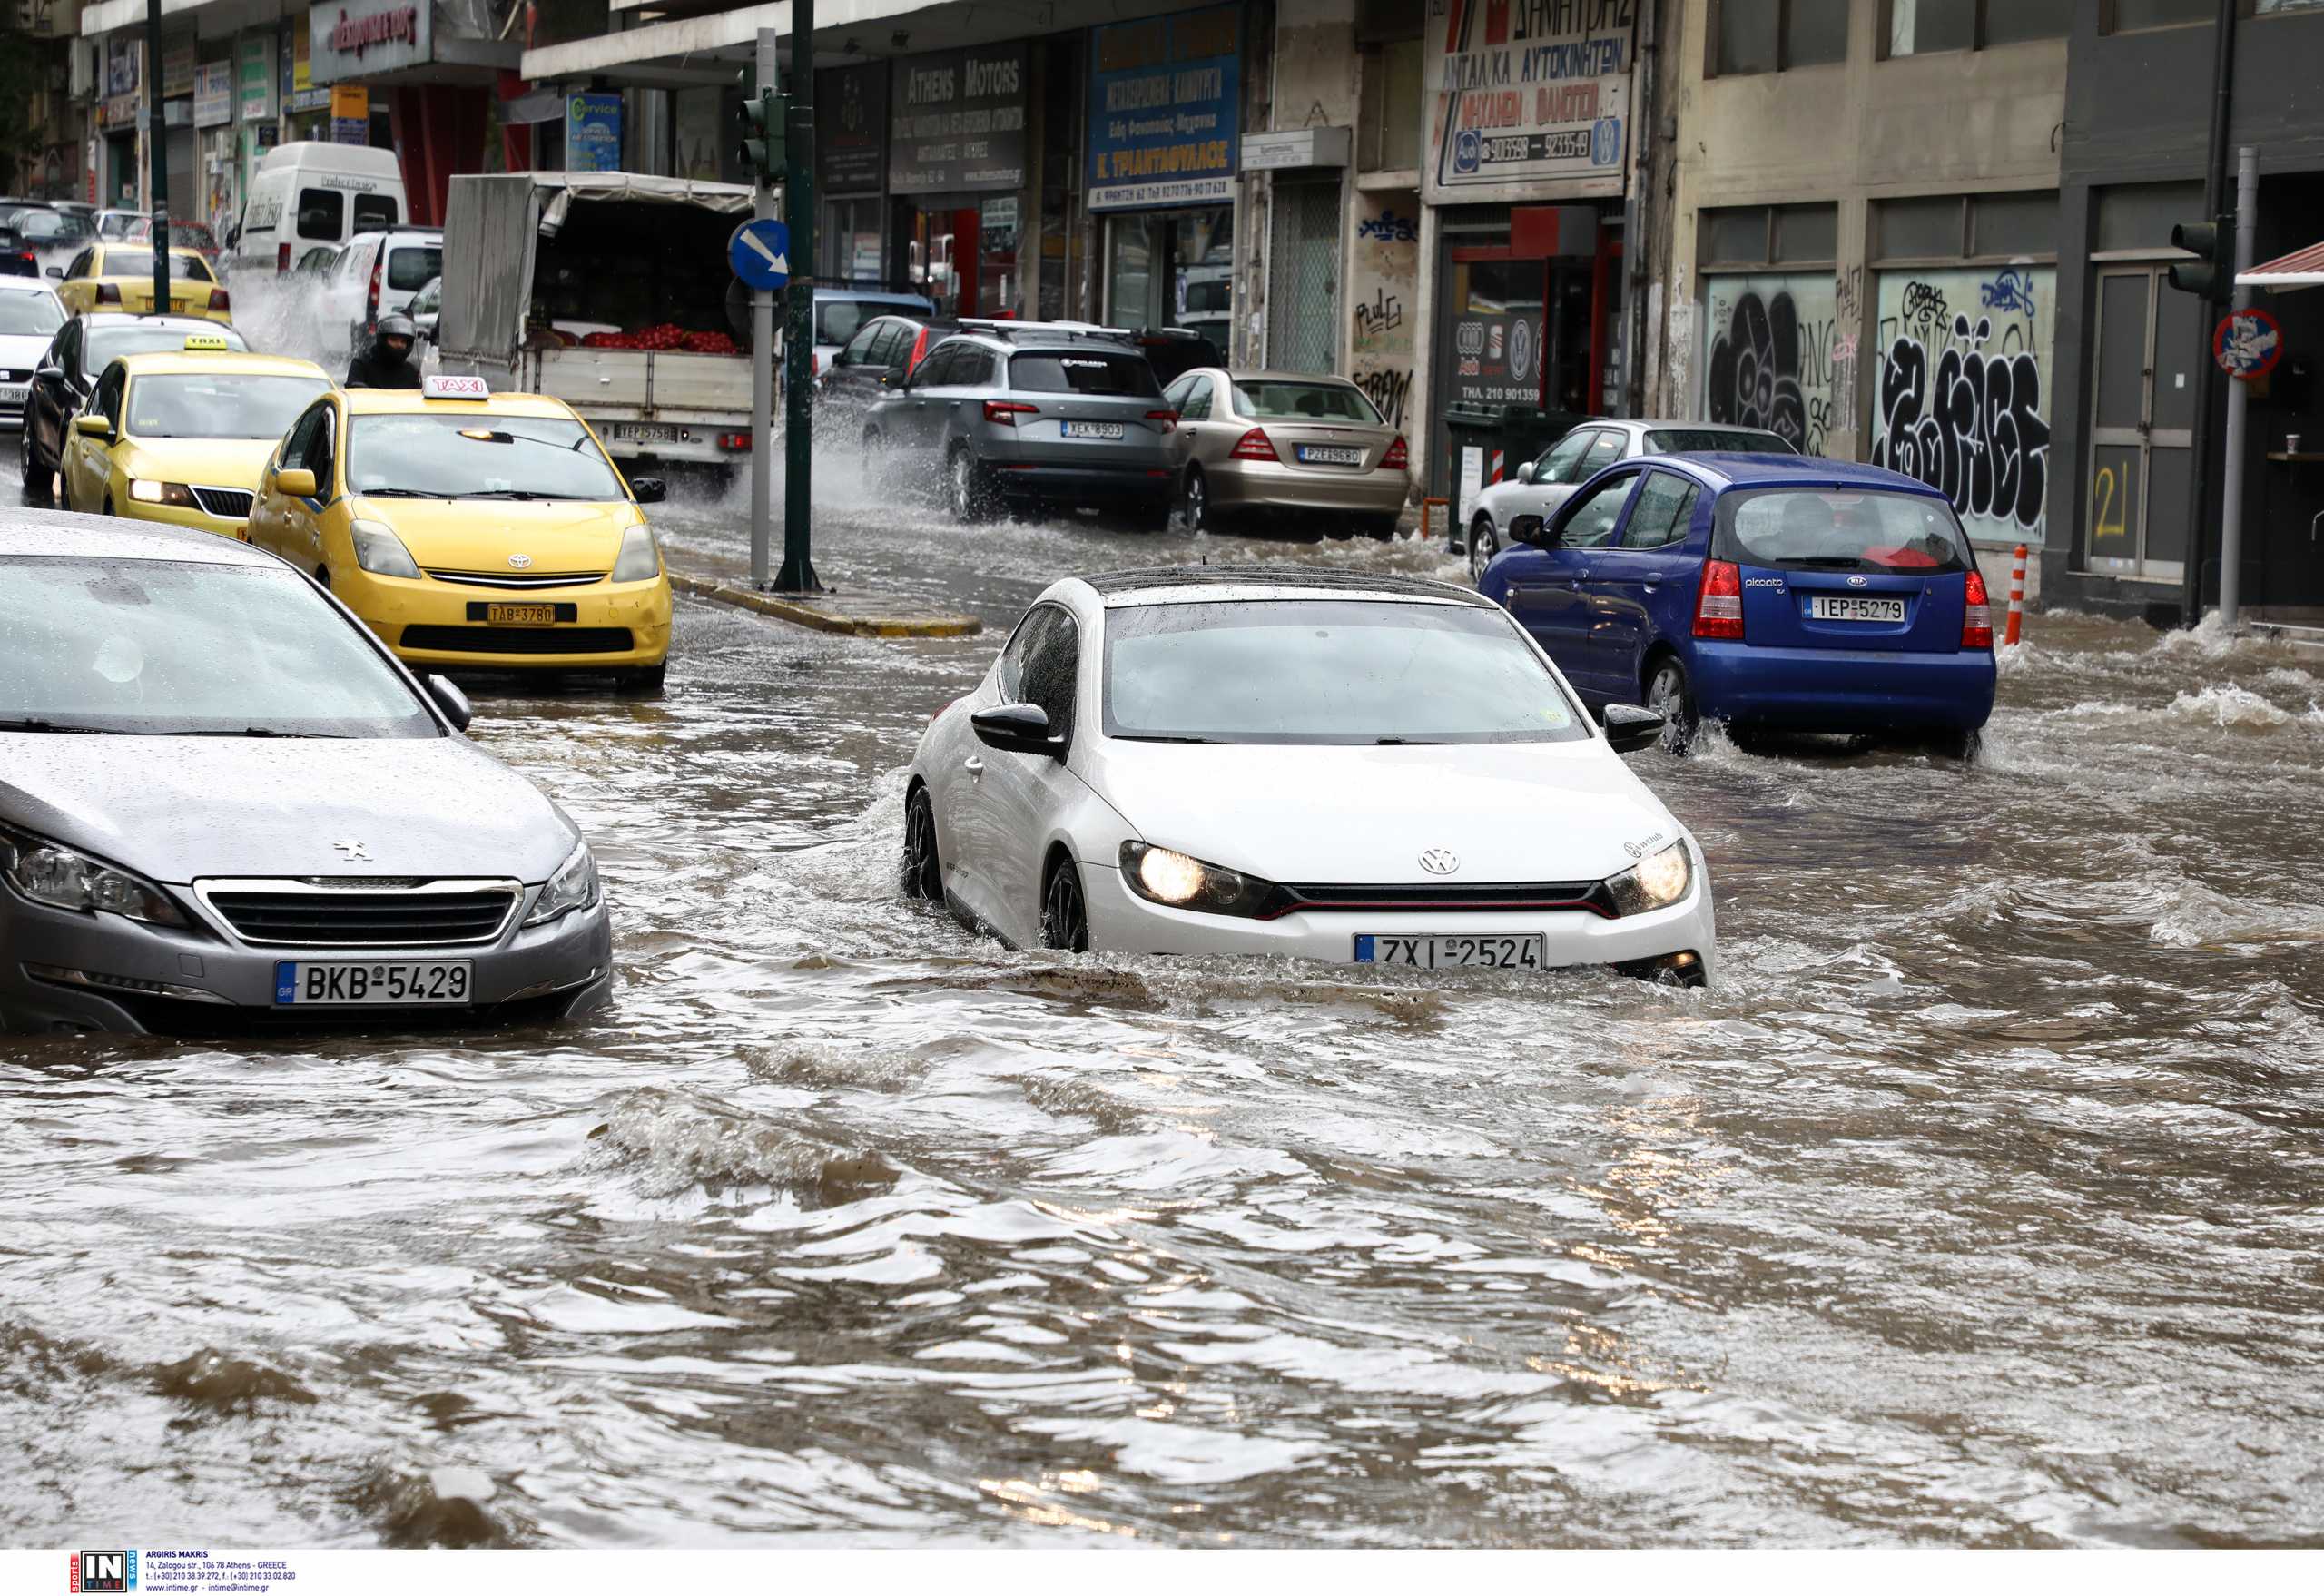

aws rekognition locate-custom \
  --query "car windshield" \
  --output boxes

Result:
[88,323,249,368]
[14,210,91,241]
[388,244,441,291]
[1011,351,1161,397]
[1645,428,1795,455]
[1232,380,1381,423]
[128,373,330,440]
[346,412,627,501]
[1718,488,1971,573]
[0,293,62,336]
[0,557,436,737]
[818,302,873,345]
[1104,599,1588,744]
[97,250,216,283]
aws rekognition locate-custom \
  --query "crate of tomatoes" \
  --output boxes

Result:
[580,324,741,355]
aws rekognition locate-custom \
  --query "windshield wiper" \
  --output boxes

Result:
[462,489,586,501]
[0,717,130,734]
[1374,737,1449,745]
[168,726,352,738]
[1113,734,1225,744]
[363,487,450,498]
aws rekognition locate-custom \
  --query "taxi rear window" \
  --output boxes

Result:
[97,249,216,283]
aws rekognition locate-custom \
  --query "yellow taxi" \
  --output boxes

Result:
[61,339,334,537]
[54,243,234,322]
[245,375,674,691]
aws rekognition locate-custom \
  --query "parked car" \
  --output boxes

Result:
[19,312,251,499]
[820,311,957,424]
[862,321,1180,528]
[0,281,65,428]
[0,517,613,1035]
[320,227,443,360]
[901,566,1711,985]
[1477,454,1996,755]
[1160,367,1409,539]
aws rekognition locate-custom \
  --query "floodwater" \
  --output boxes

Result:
[7,372,2324,1547]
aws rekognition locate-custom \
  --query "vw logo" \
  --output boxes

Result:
[1846,574,1868,587]
[1418,848,1461,876]
[508,553,534,569]
[332,838,371,862]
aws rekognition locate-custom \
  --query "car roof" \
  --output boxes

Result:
[94,243,210,261]
[1216,369,1364,385]
[0,509,283,567]
[1637,451,1946,496]
[815,288,932,304]
[339,388,578,420]
[1076,566,1495,609]
[112,350,330,379]
[77,311,241,332]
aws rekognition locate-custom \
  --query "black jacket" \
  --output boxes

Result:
[345,346,421,389]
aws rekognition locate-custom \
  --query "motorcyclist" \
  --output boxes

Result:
[346,311,422,389]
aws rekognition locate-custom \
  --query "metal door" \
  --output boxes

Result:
[2087,267,2198,581]
[1266,179,1342,375]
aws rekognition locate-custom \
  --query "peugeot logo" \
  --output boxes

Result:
[333,838,371,862]
[508,553,534,569]
[1846,574,1868,587]
[1418,848,1460,876]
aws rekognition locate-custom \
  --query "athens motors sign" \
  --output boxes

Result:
[306,0,435,84]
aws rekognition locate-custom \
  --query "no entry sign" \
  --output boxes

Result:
[2213,308,2282,380]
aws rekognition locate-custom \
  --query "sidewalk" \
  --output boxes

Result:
[663,545,981,639]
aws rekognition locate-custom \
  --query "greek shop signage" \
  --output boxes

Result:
[1425,0,1634,202]
[890,44,1027,194]
[307,0,434,84]
[1088,4,1240,212]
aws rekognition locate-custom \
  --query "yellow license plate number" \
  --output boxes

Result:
[487,603,557,625]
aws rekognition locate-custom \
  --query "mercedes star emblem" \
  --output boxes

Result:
[508,553,535,569]
[1418,848,1461,876]
[333,838,371,862]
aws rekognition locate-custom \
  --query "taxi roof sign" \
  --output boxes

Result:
[182,332,230,351]
[423,374,490,400]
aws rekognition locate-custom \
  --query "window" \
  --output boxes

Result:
[1700,204,1840,269]
[838,321,884,367]
[1714,0,1848,74]
[93,365,124,429]
[1875,192,2058,262]
[1179,376,1213,420]
[352,194,399,232]
[94,250,215,284]
[1019,609,1081,744]
[1889,0,2070,52]
[347,413,625,502]
[296,188,344,241]
[0,291,62,337]
[1000,604,1068,704]
[1009,351,1160,397]
[911,343,962,389]
[1716,487,1971,572]
[387,245,440,292]
[2106,0,2213,29]
[1559,471,1638,548]
[1358,37,1423,172]
[127,375,330,441]
[1622,474,1702,549]
[1579,430,1627,475]
[1231,379,1375,421]
[1773,204,1837,263]
[1534,429,1596,485]
[861,322,905,369]
[282,403,337,492]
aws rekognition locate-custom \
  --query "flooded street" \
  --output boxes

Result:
[7,456,2324,1548]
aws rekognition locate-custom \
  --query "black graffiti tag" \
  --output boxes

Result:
[1706,291,1808,452]
[1871,310,2049,530]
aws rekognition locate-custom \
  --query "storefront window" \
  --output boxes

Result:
[1106,208,1231,340]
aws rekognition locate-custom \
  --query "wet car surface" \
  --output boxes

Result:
[5,407,2324,1544]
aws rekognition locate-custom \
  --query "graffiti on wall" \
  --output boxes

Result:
[1700,273,1837,457]
[1349,196,1418,431]
[1870,267,2054,542]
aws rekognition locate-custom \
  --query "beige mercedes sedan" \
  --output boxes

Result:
[1159,368,1412,539]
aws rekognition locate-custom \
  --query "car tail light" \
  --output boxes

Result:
[1961,567,1994,650]
[717,431,751,451]
[910,330,929,369]
[983,399,1038,425]
[367,252,382,321]
[1145,409,1177,432]
[276,242,290,273]
[1230,427,1277,462]
[1379,434,1409,470]
[1694,558,1745,641]
[208,287,231,312]
[94,282,120,305]
[15,251,31,268]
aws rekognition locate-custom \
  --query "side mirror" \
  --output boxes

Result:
[424,673,473,732]
[629,476,666,505]
[1516,462,1537,484]
[273,466,318,498]
[1601,703,1666,754]
[1510,514,1549,546]
[45,266,61,278]
[73,413,111,438]
[970,702,1061,757]
[34,364,61,381]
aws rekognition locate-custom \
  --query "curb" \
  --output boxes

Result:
[669,571,982,638]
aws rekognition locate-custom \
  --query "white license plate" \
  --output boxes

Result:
[1297,445,1365,465]
[1808,594,1906,622]
[613,423,677,444]
[0,386,25,407]
[1354,934,1545,970]
[1059,420,1125,439]
[274,959,473,1006]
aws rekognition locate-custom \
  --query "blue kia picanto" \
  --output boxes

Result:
[1477,454,1996,754]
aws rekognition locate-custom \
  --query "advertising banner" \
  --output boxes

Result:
[1087,3,1239,212]
[163,34,198,99]
[818,62,888,195]
[1424,0,1634,204]
[106,32,140,98]
[195,61,234,128]
[309,0,434,86]
[566,93,624,173]
[282,16,331,113]
[330,84,369,145]
[889,44,1027,194]
[237,33,276,124]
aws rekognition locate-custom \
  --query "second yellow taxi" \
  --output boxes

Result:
[54,244,235,322]
[245,375,675,692]
[62,339,333,537]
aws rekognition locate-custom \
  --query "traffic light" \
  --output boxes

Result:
[736,85,786,182]
[2168,215,2234,301]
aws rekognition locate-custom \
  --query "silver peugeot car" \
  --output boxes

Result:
[0,517,612,1035]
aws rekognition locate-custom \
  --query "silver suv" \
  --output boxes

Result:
[862,321,1179,527]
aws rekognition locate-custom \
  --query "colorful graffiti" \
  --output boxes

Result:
[1701,274,1836,456]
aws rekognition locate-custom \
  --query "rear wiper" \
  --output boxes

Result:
[0,717,128,734]
[1787,557,1873,569]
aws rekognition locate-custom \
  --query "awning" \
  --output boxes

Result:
[2238,240,2324,292]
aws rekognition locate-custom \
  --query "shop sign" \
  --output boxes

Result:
[101,95,141,132]
[283,16,332,114]
[1088,4,1239,212]
[1424,0,1635,203]
[566,93,624,173]
[1241,127,1350,172]
[889,43,1027,195]
[237,33,277,124]
[195,61,235,128]
[818,62,888,196]
[106,32,140,98]
[308,0,434,86]
[163,34,198,100]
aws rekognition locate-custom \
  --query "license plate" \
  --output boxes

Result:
[613,423,676,444]
[487,603,557,625]
[1297,445,1365,465]
[1353,934,1545,970]
[1808,595,1906,622]
[1060,420,1125,439]
[0,385,25,406]
[273,959,472,1006]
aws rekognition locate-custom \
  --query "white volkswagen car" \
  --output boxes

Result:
[901,568,1716,986]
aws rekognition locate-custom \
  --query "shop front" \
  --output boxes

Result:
[1087,4,1240,344]
[889,42,1029,320]
[819,61,890,288]
[102,31,140,208]
[195,54,237,234]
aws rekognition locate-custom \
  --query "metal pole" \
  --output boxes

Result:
[2181,0,2236,628]
[774,0,820,594]
[2220,143,2258,626]
[748,27,778,590]
[145,0,170,313]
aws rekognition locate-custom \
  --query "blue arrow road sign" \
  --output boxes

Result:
[729,218,791,291]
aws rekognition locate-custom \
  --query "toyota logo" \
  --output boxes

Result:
[1846,574,1867,587]
[1418,848,1460,876]
[509,553,534,569]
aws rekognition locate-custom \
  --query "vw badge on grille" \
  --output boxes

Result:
[1846,574,1868,587]
[508,552,535,569]
[333,838,371,862]
[1418,848,1460,876]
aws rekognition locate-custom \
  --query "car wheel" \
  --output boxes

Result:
[1358,514,1400,541]
[1930,727,1983,761]
[1040,855,1089,952]
[615,663,667,696]
[901,787,943,901]
[1644,655,1700,754]
[1181,465,1208,533]
[313,565,330,589]
[947,448,991,524]
[18,424,44,502]
[1468,515,1499,583]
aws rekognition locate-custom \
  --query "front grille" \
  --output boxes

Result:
[399,625,634,655]
[1266,880,1616,920]
[424,568,606,588]
[202,882,519,947]
[191,486,253,518]
[0,368,26,383]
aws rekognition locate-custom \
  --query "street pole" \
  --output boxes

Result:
[773,0,820,594]
[748,27,778,590]
[2220,143,2258,626]
[2181,0,2235,628]
[145,0,170,314]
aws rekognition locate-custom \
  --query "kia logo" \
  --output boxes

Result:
[508,553,534,569]
[1846,574,1867,587]
[1418,848,1460,875]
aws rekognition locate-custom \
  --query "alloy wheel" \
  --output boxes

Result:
[1647,661,1697,754]
[1041,861,1088,952]
[901,792,942,900]
[949,451,978,523]
[1469,516,1498,584]
[1183,468,1207,533]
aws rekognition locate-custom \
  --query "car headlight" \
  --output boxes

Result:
[129,478,197,507]
[0,823,186,927]
[1604,840,1693,917]
[1118,841,1282,918]
[523,837,599,926]
[610,524,660,583]
[349,517,421,578]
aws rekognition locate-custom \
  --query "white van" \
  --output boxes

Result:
[231,143,409,273]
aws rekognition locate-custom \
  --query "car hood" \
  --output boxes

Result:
[1088,738,1681,884]
[0,333,51,371]
[123,437,279,489]
[0,734,578,884]
[350,497,640,571]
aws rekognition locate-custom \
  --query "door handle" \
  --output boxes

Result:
[963,755,984,776]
